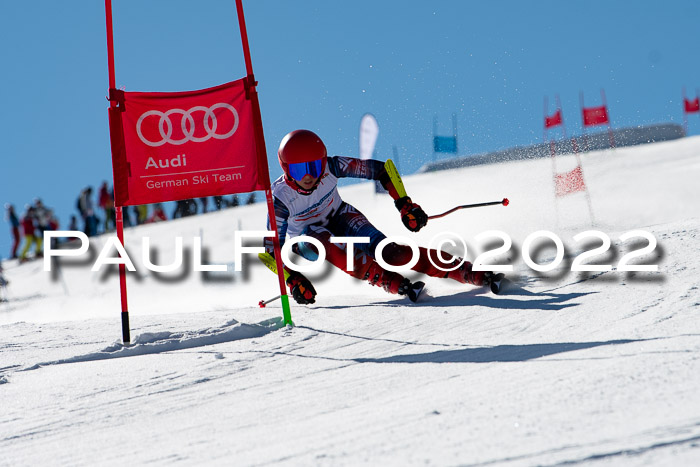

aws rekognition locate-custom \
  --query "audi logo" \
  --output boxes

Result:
[136,103,239,147]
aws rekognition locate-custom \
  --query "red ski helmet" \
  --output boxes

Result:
[278,130,327,184]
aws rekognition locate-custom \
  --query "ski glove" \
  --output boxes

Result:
[286,271,317,305]
[395,196,428,232]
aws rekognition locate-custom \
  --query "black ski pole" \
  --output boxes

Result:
[428,198,509,220]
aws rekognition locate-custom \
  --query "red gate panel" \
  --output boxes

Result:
[110,79,264,206]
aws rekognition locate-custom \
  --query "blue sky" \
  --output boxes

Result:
[1,0,699,256]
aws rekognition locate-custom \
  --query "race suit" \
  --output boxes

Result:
[264,156,474,293]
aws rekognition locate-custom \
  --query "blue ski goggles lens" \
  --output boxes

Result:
[288,159,324,180]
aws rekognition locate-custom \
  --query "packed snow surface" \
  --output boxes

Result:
[2,137,700,466]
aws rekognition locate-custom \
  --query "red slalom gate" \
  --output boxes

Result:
[543,94,567,144]
[580,89,615,150]
[682,87,700,134]
[104,0,291,344]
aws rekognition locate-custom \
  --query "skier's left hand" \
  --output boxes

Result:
[395,196,428,232]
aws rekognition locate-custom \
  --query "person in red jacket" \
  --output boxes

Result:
[146,203,167,223]
[19,206,41,261]
[265,130,503,305]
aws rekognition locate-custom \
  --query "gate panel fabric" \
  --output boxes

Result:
[433,136,457,154]
[554,165,586,197]
[684,97,700,114]
[545,109,562,129]
[112,79,263,206]
[582,105,609,127]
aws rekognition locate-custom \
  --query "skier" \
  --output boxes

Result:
[264,129,502,305]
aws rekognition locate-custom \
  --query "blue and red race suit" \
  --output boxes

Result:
[265,156,479,294]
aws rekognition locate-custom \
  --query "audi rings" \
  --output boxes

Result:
[136,103,239,147]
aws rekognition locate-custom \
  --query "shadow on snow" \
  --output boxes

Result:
[312,285,595,312]
[352,339,644,363]
[22,317,285,370]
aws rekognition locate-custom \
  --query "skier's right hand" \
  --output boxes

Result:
[286,272,317,305]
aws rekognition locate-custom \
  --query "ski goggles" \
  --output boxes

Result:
[288,159,324,180]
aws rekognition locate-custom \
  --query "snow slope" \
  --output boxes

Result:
[1,137,700,466]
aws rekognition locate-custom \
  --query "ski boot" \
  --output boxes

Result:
[365,262,425,302]
[448,261,505,294]
[397,278,425,303]
[483,271,506,294]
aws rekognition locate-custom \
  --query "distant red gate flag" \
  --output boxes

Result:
[582,105,609,127]
[544,109,562,129]
[109,79,264,206]
[684,97,700,114]
[554,165,586,197]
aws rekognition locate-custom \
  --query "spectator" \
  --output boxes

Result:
[172,200,186,219]
[5,204,20,259]
[213,196,227,210]
[246,193,256,205]
[230,195,240,207]
[199,197,209,214]
[121,206,132,227]
[134,205,148,225]
[33,198,52,239]
[69,215,79,231]
[47,210,60,249]
[99,181,116,232]
[78,187,99,236]
[131,206,140,225]
[19,206,41,261]
[173,199,198,218]
[76,192,85,224]
[146,203,167,223]
[186,199,198,216]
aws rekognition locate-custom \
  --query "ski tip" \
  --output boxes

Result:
[490,275,508,294]
[408,281,426,303]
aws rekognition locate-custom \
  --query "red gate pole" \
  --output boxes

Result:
[543,95,548,143]
[105,0,130,343]
[579,91,590,152]
[556,93,567,140]
[683,87,688,134]
[235,0,292,325]
[601,88,615,148]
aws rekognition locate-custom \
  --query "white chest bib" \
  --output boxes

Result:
[271,167,343,238]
